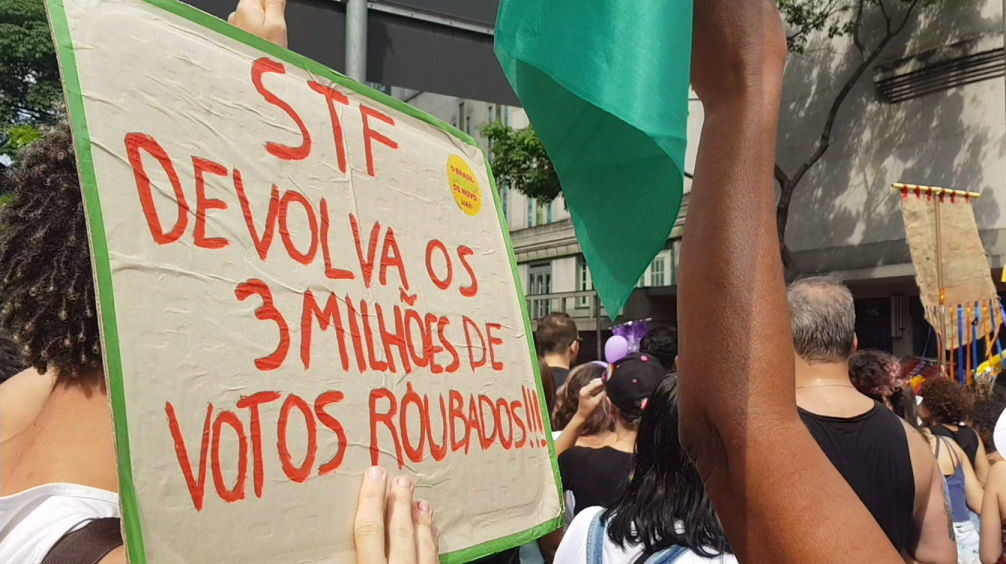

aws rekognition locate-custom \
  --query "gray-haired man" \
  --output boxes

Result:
[791,277,955,564]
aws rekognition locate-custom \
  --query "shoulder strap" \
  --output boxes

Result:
[585,511,606,564]
[41,518,123,564]
[643,546,691,564]
[941,437,961,468]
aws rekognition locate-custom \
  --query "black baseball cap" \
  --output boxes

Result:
[603,353,667,417]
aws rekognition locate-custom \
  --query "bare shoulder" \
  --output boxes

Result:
[988,460,1006,485]
[99,546,127,564]
[896,419,936,485]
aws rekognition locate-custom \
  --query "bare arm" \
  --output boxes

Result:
[981,463,1006,564]
[900,422,956,564]
[974,431,991,485]
[678,1,904,562]
[954,440,986,513]
[909,458,959,564]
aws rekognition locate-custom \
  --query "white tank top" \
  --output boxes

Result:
[0,483,120,564]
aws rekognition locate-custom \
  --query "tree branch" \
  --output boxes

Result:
[785,1,919,194]
[775,164,790,189]
[852,0,867,57]
[877,0,893,34]
[895,0,923,35]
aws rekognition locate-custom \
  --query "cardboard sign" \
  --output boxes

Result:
[46,0,563,561]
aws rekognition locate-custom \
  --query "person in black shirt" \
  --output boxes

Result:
[788,277,955,564]
[536,313,580,389]
[556,353,666,515]
[920,376,990,484]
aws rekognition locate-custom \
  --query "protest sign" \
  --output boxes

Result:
[45,0,563,561]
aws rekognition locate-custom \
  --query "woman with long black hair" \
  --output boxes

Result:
[553,376,735,564]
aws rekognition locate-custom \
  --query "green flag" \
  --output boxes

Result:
[495,0,693,318]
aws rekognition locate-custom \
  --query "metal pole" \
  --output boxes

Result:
[345,0,368,82]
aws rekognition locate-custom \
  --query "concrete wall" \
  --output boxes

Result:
[777,0,1006,274]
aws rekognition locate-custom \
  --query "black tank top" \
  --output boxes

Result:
[929,424,980,468]
[799,403,916,552]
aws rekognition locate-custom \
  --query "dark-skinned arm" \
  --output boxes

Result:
[676,0,903,562]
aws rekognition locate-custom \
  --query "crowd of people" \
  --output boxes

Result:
[6,0,1006,563]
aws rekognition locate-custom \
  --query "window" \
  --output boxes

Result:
[529,264,552,319]
[488,105,495,123]
[504,107,510,126]
[536,201,549,225]
[650,256,666,287]
[637,250,672,288]
[527,198,536,228]
[576,256,593,309]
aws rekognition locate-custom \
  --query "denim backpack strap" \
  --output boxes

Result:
[585,511,606,564]
[643,545,690,564]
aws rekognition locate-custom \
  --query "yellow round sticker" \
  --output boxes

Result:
[447,155,481,216]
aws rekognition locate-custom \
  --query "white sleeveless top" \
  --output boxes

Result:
[0,483,120,564]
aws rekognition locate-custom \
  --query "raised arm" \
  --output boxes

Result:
[676,0,903,562]
[553,379,606,456]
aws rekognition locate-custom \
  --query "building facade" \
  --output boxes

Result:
[393,0,1006,361]
[391,87,700,360]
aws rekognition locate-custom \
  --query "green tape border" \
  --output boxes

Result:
[43,0,148,562]
[42,0,564,562]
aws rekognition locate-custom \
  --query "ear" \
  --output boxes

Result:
[852,334,859,353]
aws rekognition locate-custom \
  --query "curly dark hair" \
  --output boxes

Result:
[972,388,1006,452]
[921,377,974,425]
[552,362,614,435]
[849,350,899,402]
[0,123,102,379]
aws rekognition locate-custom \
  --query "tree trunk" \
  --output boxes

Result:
[773,0,921,282]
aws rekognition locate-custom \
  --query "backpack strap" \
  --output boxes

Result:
[585,511,606,564]
[41,518,123,564]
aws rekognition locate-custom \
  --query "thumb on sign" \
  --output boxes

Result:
[228,0,289,48]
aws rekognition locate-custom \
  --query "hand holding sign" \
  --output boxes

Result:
[355,467,440,564]
[229,0,288,48]
[47,0,561,559]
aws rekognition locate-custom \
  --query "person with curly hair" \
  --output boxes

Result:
[0,121,127,563]
[973,390,1006,465]
[849,350,909,410]
[922,376,991,484]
